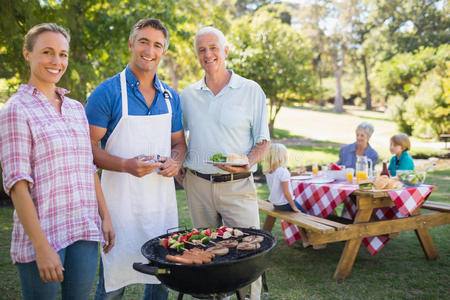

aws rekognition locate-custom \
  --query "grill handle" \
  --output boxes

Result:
[166,225,187,234]
[133,263,170,275]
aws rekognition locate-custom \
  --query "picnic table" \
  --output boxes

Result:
[259,177,450,279]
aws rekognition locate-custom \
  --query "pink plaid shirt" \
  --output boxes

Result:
[0,84,103,263]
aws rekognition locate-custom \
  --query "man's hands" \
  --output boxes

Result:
[124,155,162,177]
[35,243,64,283]
[124,155,181,178]
[213,164,251,174]
[158,156,182,177]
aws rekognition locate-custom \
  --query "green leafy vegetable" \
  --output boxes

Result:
[210,153,227,162]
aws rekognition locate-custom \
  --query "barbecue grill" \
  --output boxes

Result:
[133,227,276,299]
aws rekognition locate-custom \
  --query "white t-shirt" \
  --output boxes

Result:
[265,167,294,206]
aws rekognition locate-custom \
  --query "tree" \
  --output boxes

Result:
[377,45,449,137]
[228,9,317,134]
[374,0,450,58]
[0,0,228,100]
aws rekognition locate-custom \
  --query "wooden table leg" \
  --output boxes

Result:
[334,206,373,280]
[411,208,439,260]
[262,215,276,232]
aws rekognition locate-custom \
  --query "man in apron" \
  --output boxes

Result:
[85,18,186,300]
[178,27,270,300]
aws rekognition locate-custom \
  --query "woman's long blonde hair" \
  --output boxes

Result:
[263,143,288,174]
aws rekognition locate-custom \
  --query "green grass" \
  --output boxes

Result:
[1,171,449,299]
[286,145,340,168]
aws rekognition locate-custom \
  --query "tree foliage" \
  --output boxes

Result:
[378,45,449,136]
[228,8,316,134]
[0,0,227,101]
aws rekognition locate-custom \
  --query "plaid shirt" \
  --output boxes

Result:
[0,84,103,263]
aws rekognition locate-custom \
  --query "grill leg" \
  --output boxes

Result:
[262,271,269,297]
[236,290,243,300]
[177,293,184,300]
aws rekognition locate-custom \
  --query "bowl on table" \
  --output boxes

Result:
[396,170,426,187]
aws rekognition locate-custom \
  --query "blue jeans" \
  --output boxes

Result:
[274,202,306,213]
[94,259,168,300]
[16,240,98,300]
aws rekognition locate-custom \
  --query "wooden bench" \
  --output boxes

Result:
[421,201,450,212]
[258,199,346,245]
[258,197,450,279]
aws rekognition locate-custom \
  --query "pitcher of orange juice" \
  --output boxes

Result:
[355,155,373,183]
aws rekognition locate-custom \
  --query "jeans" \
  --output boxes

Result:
[94,258,168,300]
[274,202,306,213]
[16,240,98,300]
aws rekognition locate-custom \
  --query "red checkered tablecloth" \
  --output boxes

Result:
[281,178,434,255]
[280,178,358,246]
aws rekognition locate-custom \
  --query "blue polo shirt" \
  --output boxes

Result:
[388,150,414,176]
[85,65,183,149]
[337,142,379,169]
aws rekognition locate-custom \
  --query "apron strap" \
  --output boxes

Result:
[121,69,172,116]
[120,69,128,118]
[158,80,172,115]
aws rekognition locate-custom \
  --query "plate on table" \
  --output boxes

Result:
[291,175,313,180]
[307,177,335,184]
[205,161,249,166]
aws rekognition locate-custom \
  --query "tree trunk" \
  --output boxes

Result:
[269,118,275,137]
[361,55,372,110]
[268,101,283,137]
[333,53,345,113]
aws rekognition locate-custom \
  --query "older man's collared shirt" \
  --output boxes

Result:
[85,65,183,149]
[337,142,379,169]
[0,84,103,263]
[180,70,270,174]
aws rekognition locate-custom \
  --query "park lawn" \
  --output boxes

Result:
[1,170,448,299]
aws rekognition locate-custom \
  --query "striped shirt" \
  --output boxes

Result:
[0,84,103,263]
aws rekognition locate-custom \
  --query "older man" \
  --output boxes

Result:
[179,27,270,300]
[85,18,186,300]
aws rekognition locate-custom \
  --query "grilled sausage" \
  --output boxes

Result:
[166,255,193,264]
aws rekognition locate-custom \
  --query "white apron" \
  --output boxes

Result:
[101,69,178,292]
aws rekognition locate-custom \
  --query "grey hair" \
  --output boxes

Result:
[356,122,374,137]
[24,23,70,52]
[194,26,227,52]
[129,18,169,51]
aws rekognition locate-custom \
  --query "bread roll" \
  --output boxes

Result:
[386,178,403,189]
[374,175,389,190]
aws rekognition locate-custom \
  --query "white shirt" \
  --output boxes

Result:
[265,167,294,206]
[180,70,270,174]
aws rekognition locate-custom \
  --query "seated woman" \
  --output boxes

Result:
[337,121,379,169]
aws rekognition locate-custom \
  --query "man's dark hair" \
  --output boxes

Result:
[129,18,169,51]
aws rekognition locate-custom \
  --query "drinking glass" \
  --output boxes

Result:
[312,163,318,175]
[346,168,354,183]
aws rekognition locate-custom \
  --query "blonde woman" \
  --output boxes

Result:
[0,23,114,299]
